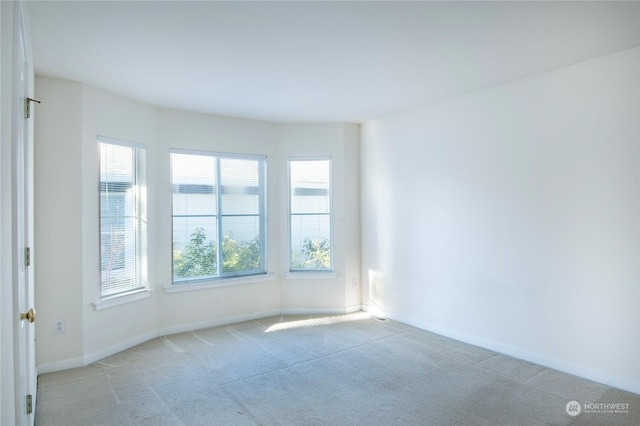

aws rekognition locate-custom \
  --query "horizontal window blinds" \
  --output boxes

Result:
[171,151,266,283]
[99,138,147,298]
[289,158,332,271]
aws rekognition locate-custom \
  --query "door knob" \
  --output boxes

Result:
[20,308,36,323]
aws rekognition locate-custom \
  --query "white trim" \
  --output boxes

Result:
[361,303,386,319]
[158,309,282,336]
[170,147,266,161]
[280,305,363,315]
[283,272,338,280]
[287,157,334,272]
[383,310,640,396]
[38,329,159,374]
[42,305,639,395]
[97,135,145,150]
[36,356,85,375]
[170,150,268,279]
[93,288,151,311]
[35,307,365,374]
[164,273,277,294]
[287,156,333,162]
[83,330,158,366]
[98,138,147,298]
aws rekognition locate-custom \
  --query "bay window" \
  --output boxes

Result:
[171,150,267,283]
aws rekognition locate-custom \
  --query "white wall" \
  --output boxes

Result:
[35,79,161,368]
[81,85,160,361]
[361,48,640,393]
[34,77,84,367]
[155,109,281,331]
[34,77,362,372]
[277,124,361,312]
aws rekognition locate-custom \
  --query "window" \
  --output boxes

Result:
[99,137,147,298]
[171,150,267,284]
[289,158,332,271]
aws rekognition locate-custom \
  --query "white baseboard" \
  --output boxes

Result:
[36,305,639,395]
[157,309,282,336]
[280,305,363,315]
[37,306,365,375]
[83,330,159,366]
[385,311,640,396]
[361,303,386,318]
[37,356,85,375]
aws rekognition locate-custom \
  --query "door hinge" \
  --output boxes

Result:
[24,247,30,267]
[24,97,41,119]
[26,394,32,414]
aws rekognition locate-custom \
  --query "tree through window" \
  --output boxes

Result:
[171,151,267,283]
[289,158,332,271]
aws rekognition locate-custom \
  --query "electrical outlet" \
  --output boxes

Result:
[352,278,358,288]
[54,320,65,334]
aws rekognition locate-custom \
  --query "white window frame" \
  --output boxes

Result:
[288,157,333,272]
[98,136,147,299]
[170,149,268,285]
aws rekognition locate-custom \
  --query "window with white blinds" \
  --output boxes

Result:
[289,158,332,271]
[98,137,147,298]
[171,150,267,284]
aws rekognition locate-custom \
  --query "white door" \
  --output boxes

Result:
[13,2,36,425]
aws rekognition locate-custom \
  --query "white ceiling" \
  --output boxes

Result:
[27,1,639,123]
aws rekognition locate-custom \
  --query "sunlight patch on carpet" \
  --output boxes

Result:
[265,312,371,333]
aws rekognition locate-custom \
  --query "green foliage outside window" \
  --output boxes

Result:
[222,232,261,272]
[173,227,260,279]
[291,238,331,270]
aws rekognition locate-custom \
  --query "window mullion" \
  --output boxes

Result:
[170,150,266,283]
[133,148,139,288]
[259,159,267,272]
[215,156,223,277]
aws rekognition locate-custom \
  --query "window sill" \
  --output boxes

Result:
[283,272,338,280]
[164,273,277,294]
[93,288,151,311]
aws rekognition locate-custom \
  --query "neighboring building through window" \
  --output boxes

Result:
[171,150,267,283]
[98,137,147,298]
[289,158,332,271]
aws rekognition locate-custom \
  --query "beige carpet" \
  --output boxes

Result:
[36,312,640,425]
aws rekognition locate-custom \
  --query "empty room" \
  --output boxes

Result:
[1,1,638,425]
